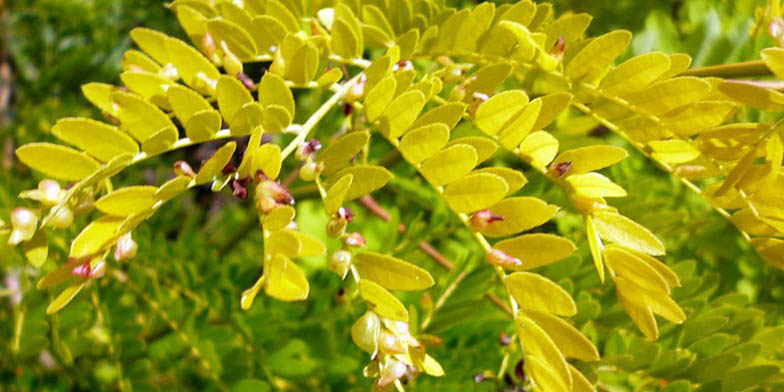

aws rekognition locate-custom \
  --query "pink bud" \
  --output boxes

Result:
[89,260,106,278]
[337,207,354,223]
[487,249,522,267]
[295,139,322,160]
[72,261,92,278]
[470,210,503,230]
[551,35,566,58]
[329,250,352,279]
[174,161,196,177]
[343,232,366,248]
[38,180,62,204]
[11,207,37,232]
[114,233,138,261]
[230,179,248,200]
[49,207,74,229]
[549,160,572,177]
[378,360,408,387]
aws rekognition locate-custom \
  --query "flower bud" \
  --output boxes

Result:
[230,179,248,200]
[486,249,522,267]
[469,210,503,231]
[220,41,244,83]
[201,33,217,63]
[295,139,322,161]
[549,160,572,178]
[9,207,38,244]
[345,79,365,102]
[343,232,366,248]
[442,67,463,84]
[550,35,566,59]
[337,207,354,223]
[378,360,408,388]
[257,195,278,215]
[48,207,74,229]
[298,160,323,182]
[770,17,784,42]
[329,250,352,279]
[72,261,92,278]
[38,180,62,205]
[73,193,95,215]
[351,311,380,355]
[515,359,526,382]
[174,161,196,177]
[114,233,138,261]
[571,196,599,215]
[327,217,347,237]
[419,334,443,348]
[499,332,511,346]
[90,260,106,278]
[469,92,489,117]
[378,330,406,354]
[393,60,413,72]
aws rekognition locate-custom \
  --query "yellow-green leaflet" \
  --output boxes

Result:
[566,30,632,82]
[168,84,213,125]
[194,142,237,184]
[208,19,257,60]
[399,123,450,164]
[259,72,295,116]
[365,77,397,122]
[287,43,319,85]
[111,91,174,142]
[420,144,478,186]
[262,104,291,134]
[326,165,392,201]
[524,355,570,392]
[551,145,628,175]
[474,90,529,135]
[155,176,192,201]
[493,233,576,271]
[96,186,158,216]
[16,143,101,181]
[762,47,784,80]
[164,36,221,95]
[265,254,309,301]
[533,93,572,133]
[718,81,784,112]
[663,101,736,137]
[325,174,353,214]
[230,102,263,136]
[354,251,434,291]
[318,131,370,175]
[507,272,577,316]
[266,230,301,258]
[649,139,701,163]
[411,102,466,130]
[70,215,125,258]
[474,167,528,195]
[358,280,408,322]
[254,143,282,179]
[617,280,658,340]
[217,75,253,124]
[480,197,557,237]
[566,172,627,198]
[616,276,685,324]
[518,131,559,169]
[497,98,542,150]
[380,90,427,139]
[120,71,172,107]
[82,83,118,116]
[523,310,600,361]
[604,245,670,293]
[751,237,784,270]
[129,27,171,65]
[593,211,665,256]
[121,49,160,73]
[443,172,508,213]
[569,364,596,392]
[446,137,498,164]
[262,205,296,231]
[237,127,263,179]
[624,77,711,116]
[516,316,573,391]
[599,52,671,96]
[586,215,605,282]
[47,282,85,315]
[141,126,178,155]
[332,18,359,59]
[23,231,48,268]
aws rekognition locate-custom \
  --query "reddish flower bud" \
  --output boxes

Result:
[174,161,196,177]
[90,260,106,278]
[470,209,503,230]
[515,359,526,382]
[238,72,256,90]
[551,35,566,58]
[256,181,294,206]
[72,261,92,278]
[222,161,237,175]
[295,139,322,161]
[337,207,354,223]
[231,179,248,200]
[256,196,278,215]
[486,249,522,267]
[343,232,366,248]
[393,60,413,72]
[549,160,572,178]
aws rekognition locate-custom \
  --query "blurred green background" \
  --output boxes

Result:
[1,0,783,391]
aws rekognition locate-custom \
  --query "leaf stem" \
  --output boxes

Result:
[680,60,771,78]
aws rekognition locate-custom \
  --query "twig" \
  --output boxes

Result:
[681,60,771,78]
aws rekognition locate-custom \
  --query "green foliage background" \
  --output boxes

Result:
[1,0,783,391]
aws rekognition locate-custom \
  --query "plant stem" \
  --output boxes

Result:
[280,73,362,160]
[681,60,771,78]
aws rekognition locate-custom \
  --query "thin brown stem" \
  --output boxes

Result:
[681,60,772,78]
